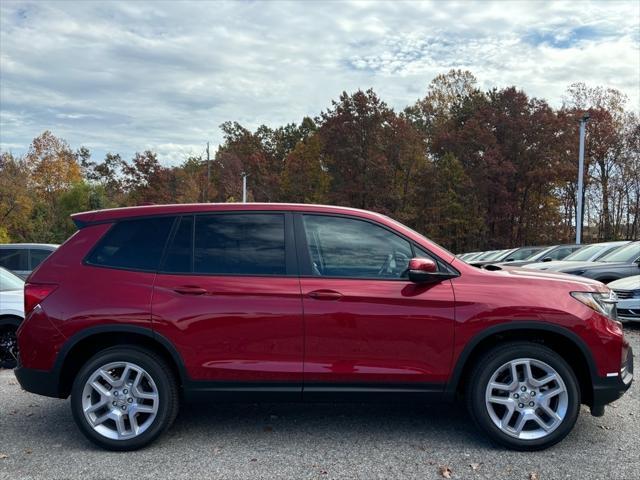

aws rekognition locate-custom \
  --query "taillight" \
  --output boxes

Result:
[24,283,58,316]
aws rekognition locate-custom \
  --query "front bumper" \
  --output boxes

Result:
[591,346,633,415]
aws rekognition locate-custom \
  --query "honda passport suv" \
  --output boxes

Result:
[15,204,633,451]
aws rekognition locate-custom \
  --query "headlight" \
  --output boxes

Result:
[571,290,618,320]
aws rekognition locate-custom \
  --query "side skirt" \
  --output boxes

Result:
[183,381,446,403]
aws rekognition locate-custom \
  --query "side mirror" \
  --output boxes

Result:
[408,258,445,283]
[542,257,552,262]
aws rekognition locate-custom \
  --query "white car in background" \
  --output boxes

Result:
[0,266,24,368]
[609,275,640,323]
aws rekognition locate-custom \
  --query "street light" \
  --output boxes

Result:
[576,113,590,244]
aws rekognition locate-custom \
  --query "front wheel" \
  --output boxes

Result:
[70,346,179,450]
[466,342,580,450]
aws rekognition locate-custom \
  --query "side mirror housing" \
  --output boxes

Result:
[542,257,552,262]
[408,258,456,283]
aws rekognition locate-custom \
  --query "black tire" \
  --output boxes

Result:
[70,346,179,451]
[466,342,580,451]
[0,324,19,369]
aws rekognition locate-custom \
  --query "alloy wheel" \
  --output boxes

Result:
[81,361,159,440]
[484,358,568,440]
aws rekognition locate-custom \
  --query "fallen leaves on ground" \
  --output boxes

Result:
[438,465,453,478]
[469,462,482,471]
[529,473,539,480]
[0,454,8,460]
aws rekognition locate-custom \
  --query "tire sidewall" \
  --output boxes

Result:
[469,343,581,450]
[71,347,176,451]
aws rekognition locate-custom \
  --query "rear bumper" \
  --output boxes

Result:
[14,365,63,398]
[591,346,633,411]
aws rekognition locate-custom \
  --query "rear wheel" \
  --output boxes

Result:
[0,325,18,369]
[466,342,580,450]
[70,346,179,450]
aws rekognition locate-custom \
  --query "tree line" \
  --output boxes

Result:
[1,70,638,252]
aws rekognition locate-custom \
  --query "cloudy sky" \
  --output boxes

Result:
[1,0,638,165]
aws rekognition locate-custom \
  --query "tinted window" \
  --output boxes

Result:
[0,249,28,271]
[194,214,285,275]
[30,249,54,268]
[162,216,194,273]
[302,215,412,278]
[86,217,174,271]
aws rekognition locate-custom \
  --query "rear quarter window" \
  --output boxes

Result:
[86,217,175,271]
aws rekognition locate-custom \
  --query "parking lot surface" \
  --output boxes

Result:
[1,325,638,480]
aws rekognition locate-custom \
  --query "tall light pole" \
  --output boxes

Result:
[576,113,590,244]
[241,172,249,203]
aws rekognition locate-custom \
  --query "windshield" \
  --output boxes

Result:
[563,244,604,261]
[600,242,640,263]
[0,267,24,291]
[526,246,555,262]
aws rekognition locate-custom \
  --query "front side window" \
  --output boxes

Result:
[302,215,413,278]
[86,217,175,271]
[194,214,286,275]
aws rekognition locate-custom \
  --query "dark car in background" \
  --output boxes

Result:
[0,243,59,279]
[524,241,630,271]
[540,241,640,283]
[470,246,547,267]
[496,244,582,268]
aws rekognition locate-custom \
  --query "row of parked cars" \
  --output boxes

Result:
[458,240,640,323]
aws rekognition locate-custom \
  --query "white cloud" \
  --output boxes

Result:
[0,0,638,165]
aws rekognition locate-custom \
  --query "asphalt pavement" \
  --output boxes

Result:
[1,325,638,480]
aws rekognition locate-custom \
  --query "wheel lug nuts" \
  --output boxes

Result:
[518,403,524,408]
[520,386,527,392]
[123,389,128,394]
[121,405,126,410]
[514,393,519,399]
[113,391,119,397]
[531,391,536,396]
[127,398,133,403]
[112,401,117,406]
[529,401,535,407]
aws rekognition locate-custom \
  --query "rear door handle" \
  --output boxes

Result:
[173,286,207,295]
[307,289,343,300]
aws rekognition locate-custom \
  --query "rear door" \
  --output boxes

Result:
[152,212,304,395]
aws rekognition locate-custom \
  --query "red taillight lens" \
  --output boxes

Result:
[24,283,58,316]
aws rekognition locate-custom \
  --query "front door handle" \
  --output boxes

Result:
[173,286,207,295]
[307,289,343,300]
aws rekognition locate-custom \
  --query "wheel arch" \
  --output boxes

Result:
[54,325,188,398]
[0,314,23,328]
[446,322,598,406]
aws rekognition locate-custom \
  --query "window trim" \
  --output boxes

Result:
[293,212,458,281]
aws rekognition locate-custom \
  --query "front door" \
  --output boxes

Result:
[295,213,456,399]
[152,212,303,396]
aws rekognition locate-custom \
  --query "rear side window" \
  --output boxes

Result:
[86,217,175,271]
[193,214,285,275]
[0,249,28,271]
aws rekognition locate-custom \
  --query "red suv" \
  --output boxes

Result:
[16,204,633,451]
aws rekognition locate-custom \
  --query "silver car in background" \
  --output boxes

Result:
[609,275,640,323]
[0,243,58,279]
